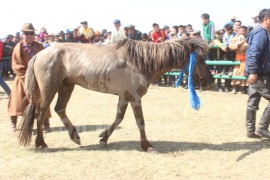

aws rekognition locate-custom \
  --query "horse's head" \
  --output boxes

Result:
[187,38,213,89]
[193,55,214,89]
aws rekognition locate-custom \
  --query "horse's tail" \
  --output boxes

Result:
[19,55,38,146]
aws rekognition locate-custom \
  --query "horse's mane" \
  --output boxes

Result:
[115,38,208,74]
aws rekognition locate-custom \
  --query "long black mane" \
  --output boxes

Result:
[115,38,208,73]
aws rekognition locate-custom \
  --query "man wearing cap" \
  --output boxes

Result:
[229,16,237,26]
[8,23,51,132]
[2,35,16,78]
[111,19,126,43]
[79,21,94,43]
[127,25,142,40]
[64,29,74,43]
[15,32,21,42]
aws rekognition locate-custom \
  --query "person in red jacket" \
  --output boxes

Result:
[151,23,166,43]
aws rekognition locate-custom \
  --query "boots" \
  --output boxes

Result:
[257,106,270,139]
[246,109,261,138]
[10,116,17,132]
[43,118,51,133]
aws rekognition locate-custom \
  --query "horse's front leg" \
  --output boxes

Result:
[99,96,128,147]
[130,99,156,152]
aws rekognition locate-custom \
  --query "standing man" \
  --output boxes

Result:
[79,21,94,43]
[201,13,215,44]
[127,24,142,40]
[245,9,270,138]
[8,23,51,132]
[111,19,126,43]
[3,35,16,78]
[0,40,11,98]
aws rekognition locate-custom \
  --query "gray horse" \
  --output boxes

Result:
[19,38,213,152]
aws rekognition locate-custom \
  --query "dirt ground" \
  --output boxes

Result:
[1,80,270,180]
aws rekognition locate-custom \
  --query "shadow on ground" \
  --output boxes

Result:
[32,124,121,133]
[35,139,270,161]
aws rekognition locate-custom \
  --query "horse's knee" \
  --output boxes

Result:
[54,105,65,115]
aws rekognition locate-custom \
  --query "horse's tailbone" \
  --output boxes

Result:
[19,55,38,146]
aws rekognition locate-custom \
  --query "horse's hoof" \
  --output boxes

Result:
[147,147,159,154]
[99,131,106,138]
[35,143,48,149]
[99,140,107,148]
[41,144,48,149]
[72,137,81,145]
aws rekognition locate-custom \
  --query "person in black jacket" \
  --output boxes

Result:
[127,25,142,40]
[245,9,270,138]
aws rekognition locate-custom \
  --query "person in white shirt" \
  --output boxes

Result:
[110,19,126,43]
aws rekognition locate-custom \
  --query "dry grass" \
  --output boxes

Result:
[1,80,270,179]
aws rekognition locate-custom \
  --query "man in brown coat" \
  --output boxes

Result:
[8,23,51,132]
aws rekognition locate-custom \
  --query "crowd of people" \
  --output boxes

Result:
[0,9,270,139]
[0,12,262,99]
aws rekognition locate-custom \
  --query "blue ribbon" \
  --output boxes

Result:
[176,52,201,110]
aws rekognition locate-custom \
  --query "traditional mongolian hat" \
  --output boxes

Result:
[21,23,35,32]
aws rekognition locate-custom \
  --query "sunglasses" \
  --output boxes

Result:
[24,32,35,36]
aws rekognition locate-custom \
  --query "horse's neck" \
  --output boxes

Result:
[150,65,183,80]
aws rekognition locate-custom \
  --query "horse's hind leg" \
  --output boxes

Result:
[99,96,128,146]
[54,83,81,145]
[130,99,155,152]
[35,91,56,148]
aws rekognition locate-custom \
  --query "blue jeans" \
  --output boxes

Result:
[0,61,11,95]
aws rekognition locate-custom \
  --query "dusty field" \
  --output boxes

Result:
[1,80,270,180]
